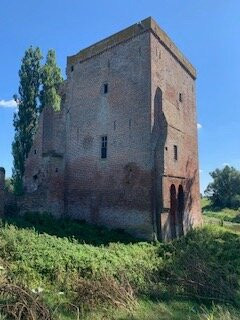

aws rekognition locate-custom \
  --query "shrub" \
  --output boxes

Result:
[0,283,51,320]
[73,274,137,312]
[157,226,240,304]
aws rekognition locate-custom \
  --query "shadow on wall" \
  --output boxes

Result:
[184,157,201,231]
[152,87,168,239]
[2,212,140,246]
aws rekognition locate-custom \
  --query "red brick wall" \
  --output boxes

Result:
[22,20,202,240]
[64,32,153,239]
[150,33,202,240]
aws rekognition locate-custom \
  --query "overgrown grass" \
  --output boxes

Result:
[4,211,138,245]
[202,198,240,223]
[0,212,240,319]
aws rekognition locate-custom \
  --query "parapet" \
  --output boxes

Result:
[67,17,196,79]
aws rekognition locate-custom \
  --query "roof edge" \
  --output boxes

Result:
[67,17,196,79]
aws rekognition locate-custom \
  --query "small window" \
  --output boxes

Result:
[179,93,182,102]
[71,65,74,72]
[55,168,58,173]
[104,83,108,94]
[129,119,132,129]
[113,121,116,131]
[101,136,107,159]
[34,149,37,154]
[33,174,38,181]
[174,145,178,161]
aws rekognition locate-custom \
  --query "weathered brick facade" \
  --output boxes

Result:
[22,17,202,240]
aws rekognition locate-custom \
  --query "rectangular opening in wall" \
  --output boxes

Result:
[129,119,132,129]
[101,136,107,159]
[179,93,182,102]
[174,145,178,161]
[104,83,108,94]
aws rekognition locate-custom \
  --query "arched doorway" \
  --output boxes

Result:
[178,185,184,236]
[170,184,177,239]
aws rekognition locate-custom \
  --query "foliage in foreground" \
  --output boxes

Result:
[158,226,240,304]
[0,213,240,319]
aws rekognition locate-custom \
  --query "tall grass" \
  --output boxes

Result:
[0,212,239,319]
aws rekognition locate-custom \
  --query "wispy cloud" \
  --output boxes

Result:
[0,99,17,108]
[197,123,202,129]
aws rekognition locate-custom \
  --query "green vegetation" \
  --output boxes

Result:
[0,212,240,319]
[202,197,240,233]
[39,50,63,112]
[12,47,63,194]
[205,165,240,209]
[12,46,42,194]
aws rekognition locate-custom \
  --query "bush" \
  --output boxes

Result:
[0,214,240,318]
[157,226,240,304]
[0,222,160,292]
[73,274,137,311]
[0,283,51,320]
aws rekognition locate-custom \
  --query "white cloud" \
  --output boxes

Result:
[0,99,17,108]
[199,169,203,173]
[197,123,202,129]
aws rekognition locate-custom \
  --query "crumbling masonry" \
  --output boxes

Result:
[20,17,202,240]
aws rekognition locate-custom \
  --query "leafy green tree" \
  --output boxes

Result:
[205,165,240,209]
[12,48,63,195]
[5,178,14,193]
[39,49,63,112]
[12,46,42,194]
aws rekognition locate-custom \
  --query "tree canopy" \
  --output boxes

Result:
[12,47,63,194]
[39,49,63,112]
[12,46,42,194]
[205,165,240,209]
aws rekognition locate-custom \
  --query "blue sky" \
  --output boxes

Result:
[0,0,239,192]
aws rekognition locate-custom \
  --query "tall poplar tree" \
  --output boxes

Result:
[12,46,42,194]
[39,49,63,112]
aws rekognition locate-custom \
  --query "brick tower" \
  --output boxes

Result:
[22,17,202,240]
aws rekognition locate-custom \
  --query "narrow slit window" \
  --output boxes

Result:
[179,93,182,102]
[174,145,178,161]
[129,119,132,129]
[104,83,108,94]
[71,65,74,72]
[101,136,108,159]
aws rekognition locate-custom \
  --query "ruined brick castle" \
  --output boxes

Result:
[17,17,202,240]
